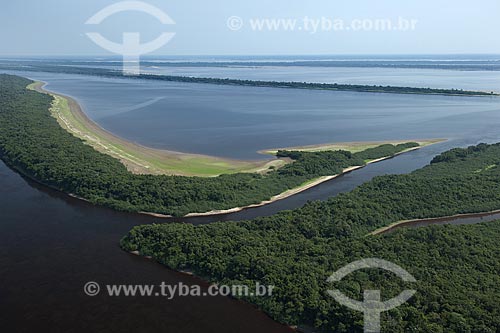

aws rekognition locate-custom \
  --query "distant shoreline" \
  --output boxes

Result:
[370,209,500,235]
[19,64,499,97]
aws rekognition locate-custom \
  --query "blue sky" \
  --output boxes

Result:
[1,0,499,56]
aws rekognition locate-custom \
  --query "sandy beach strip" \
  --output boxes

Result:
[26,81,441,218]
[28,81,277,177]
[370,209,500,235]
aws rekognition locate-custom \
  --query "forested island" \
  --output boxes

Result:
[2,73,499,331]
[1,63,497,96]
[0,74,419,217]
[122,143,500,332]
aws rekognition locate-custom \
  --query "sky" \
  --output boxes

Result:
[1,0,500,56]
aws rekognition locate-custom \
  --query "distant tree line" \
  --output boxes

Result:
[4,58,500,71]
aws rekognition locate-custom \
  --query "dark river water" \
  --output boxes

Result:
[0,136,495,332]
[2,69,500,332]
[0,159,294,333]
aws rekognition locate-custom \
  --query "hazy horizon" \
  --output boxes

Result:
[1,0,500,56]
[3,53,500,59]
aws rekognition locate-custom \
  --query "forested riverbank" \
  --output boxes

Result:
[122,143,500,332]
[0,74,418,217]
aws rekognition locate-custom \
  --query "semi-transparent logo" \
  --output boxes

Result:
[85,1,175,75]
[327,258,416,333]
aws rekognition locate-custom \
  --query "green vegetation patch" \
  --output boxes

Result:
[0,74,419,216]
[122,143,500,332]
[27,82,279,177]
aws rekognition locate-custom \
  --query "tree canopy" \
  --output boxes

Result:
[122,142,500,332]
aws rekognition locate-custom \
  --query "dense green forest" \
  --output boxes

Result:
[0,74,417,216]
[122,143,500,332]
[0,63,496,96]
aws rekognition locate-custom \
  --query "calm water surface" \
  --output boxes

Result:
[61,54,500,91]
[0,159,294,333]
[8,71,500,159]
[0,137,496,331]
[140,66,500,92]
[2,69,500,332]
